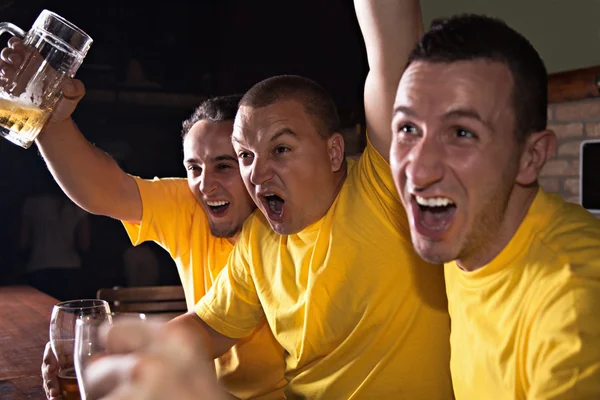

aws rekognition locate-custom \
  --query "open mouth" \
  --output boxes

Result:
[206,200,230,217]
[412,195,456,238]
[261,193,285,222]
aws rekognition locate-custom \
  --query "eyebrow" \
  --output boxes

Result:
[393,105,492,130]
[184,154,237,164]
[270,128,298,142]
[231,128,298,145]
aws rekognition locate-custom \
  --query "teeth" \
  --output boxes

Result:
[415,196,454,207]
[207,200,229,207]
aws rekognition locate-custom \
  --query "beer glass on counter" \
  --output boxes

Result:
[50,300,111,400]
[0,10,92,148]
[74,312,148,399]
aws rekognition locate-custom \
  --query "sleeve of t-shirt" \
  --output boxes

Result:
[194,220,265,339]
[121,176,204,255]
[356,134,408,234]
[528,277,600,399]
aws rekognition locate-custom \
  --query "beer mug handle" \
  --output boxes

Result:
[0,22,26,39]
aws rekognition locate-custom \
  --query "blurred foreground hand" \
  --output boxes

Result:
[85,319,226,400]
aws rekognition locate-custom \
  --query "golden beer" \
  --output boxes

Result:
[0,96,48,149]
[58,366,81,400]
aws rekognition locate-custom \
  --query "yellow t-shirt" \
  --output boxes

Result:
[445,189,600,399]
[122,177,287,400]
[196,141,453,399]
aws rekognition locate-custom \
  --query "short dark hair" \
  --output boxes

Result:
[407,14,548,142]
[181,94,242,139]
[239,75,341,139]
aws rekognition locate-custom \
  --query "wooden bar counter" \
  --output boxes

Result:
[0,285,57,399]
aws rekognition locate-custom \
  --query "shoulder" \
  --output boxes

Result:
[536,194,600,273]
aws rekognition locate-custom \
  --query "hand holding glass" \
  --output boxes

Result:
[49,300,111,400]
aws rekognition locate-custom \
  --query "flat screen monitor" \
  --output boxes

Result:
[580,139,600,214]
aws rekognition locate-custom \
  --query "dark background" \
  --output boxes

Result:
[0,0,369,292]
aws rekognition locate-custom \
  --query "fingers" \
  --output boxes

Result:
[61,79,85,100]
[0,47,22,65]
[0,37,28,74]
[42,342,60,400]
[84,353,138,399]
[8,36,26,50]
[0,38,31,93]
[48,79,86,124]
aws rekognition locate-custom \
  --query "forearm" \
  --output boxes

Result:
[36,118,141,222]
[355,0,423,158]
[355,0,422,76]
[168,312,238,359]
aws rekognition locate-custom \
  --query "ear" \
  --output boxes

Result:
[516,129,557,186]
[327,132,345,172]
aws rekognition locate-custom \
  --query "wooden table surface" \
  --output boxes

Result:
[0,285,57,399]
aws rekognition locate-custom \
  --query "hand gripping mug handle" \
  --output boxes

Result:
[0,22,26,39]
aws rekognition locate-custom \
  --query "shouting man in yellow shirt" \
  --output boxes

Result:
[390,14,600,399]
[77,0,454,399]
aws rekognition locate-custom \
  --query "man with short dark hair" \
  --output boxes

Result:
[390,14,600,398]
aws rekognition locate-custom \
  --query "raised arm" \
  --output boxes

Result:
[354,0,423,161]
[0,38,141,222]
[36,82,142,222]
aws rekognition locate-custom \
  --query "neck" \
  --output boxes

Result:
[456,184,539,272]
[331,162,348,200]
[227,233,239,245]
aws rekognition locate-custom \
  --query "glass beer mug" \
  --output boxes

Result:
[0,10,92,148]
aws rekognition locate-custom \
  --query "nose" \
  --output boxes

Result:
[199,170,217,195]
[405,136,445,190]
[249,156,274,186]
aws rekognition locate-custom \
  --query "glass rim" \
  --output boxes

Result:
[53,299,108,310]
[36,9,93,43]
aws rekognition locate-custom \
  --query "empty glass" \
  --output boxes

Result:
[0,10,92,148]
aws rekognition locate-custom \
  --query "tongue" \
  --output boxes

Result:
[268,198,284,215]
[421,206,455,228]
[211,204,229,213]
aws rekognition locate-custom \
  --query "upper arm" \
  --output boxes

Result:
[112,174,143,223]
[355,0,423,161]
[528,281,600,399]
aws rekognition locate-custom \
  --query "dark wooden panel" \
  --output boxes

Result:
[97,285,185,302]
[116,301,187,313]
[548,66,600,104]
[97,285,187,315]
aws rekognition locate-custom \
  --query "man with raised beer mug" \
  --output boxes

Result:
[0,11,286,400]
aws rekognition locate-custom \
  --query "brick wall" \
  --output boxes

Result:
[540,97,600,203]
